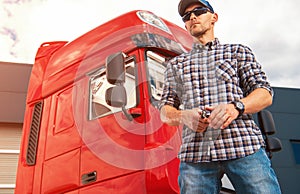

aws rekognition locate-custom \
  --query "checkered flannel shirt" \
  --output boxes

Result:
[160,38,273,162]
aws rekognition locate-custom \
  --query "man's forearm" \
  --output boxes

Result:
[241,88,273,114]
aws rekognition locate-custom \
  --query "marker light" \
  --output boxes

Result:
[136,11,171,34]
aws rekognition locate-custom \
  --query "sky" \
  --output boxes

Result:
[1,0,300,89]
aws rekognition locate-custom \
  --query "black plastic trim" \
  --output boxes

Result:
[26,101,43,166]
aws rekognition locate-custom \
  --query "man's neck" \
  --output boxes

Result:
[194,34,215,45]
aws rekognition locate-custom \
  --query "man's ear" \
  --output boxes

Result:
[212,13,218,24]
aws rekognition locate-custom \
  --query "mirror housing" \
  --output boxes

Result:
[105,86,127,107]
[258,110,276,135]
[105,85,133,121]
[257,109,282,158]
[266,137,282,153]
[106,52,125,85]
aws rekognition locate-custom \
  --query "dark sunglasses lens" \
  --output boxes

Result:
[194,9,207,16]
[182,8,208,22]
[182,13,191,22]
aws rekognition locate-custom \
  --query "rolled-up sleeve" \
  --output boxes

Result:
[159,60,182,110]
[237,45,274,97]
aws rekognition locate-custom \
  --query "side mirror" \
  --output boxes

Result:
[105,86,127,107]
[266,137,282,153]
[258,110,276,135]
[105,86,133,121]
[257,109,282,158]
[106,52,125,85]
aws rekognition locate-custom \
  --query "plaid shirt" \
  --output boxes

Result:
[160,38,273,162]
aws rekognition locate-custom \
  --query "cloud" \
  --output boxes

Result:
[213,0,300,89]
[1,0,300,89]
[0,0,181,63]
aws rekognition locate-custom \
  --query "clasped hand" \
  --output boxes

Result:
[181,109,209,132]
[181,104,239,132]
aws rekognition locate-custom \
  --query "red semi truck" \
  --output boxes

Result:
[15,10,194,194]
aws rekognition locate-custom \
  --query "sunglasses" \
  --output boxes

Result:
[182,7,210,22]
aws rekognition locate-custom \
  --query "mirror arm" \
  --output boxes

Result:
[122,106,133,121]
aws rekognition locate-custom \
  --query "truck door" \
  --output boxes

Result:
[79,50,149,193]
[143,50,182,193]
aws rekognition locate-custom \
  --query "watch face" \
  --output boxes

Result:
[232,101,244,116]
[236,102,243,109]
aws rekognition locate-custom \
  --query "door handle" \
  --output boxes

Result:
[81,171,97,185]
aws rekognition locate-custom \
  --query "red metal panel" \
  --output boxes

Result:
[44,85,82,160]
[41,148,80,194]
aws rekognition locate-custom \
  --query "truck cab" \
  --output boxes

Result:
[15,10,194,194]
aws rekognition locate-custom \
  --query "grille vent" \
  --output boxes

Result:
[26,101,43,166]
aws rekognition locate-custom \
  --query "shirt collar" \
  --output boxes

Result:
[192,38,220,51]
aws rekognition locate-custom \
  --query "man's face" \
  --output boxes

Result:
[183,3,216,38]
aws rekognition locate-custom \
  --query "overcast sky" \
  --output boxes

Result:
[1,0,300,89]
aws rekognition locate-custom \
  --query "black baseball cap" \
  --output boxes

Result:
[178,0,214,17]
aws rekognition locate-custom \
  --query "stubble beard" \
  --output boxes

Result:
[189,24,206,39]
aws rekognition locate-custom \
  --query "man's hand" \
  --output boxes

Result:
[160,105,209,132]
[181,109,209,132]
[206,103,238,129]
[205,88,273,129]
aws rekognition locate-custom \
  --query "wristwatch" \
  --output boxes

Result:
[231,101,245,117]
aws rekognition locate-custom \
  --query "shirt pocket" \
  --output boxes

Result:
[216,60,239,85]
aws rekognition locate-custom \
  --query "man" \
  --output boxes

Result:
[159,0,282,193]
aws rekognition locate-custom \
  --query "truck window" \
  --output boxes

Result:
[146,51,167,101]
[89,59,136,120]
